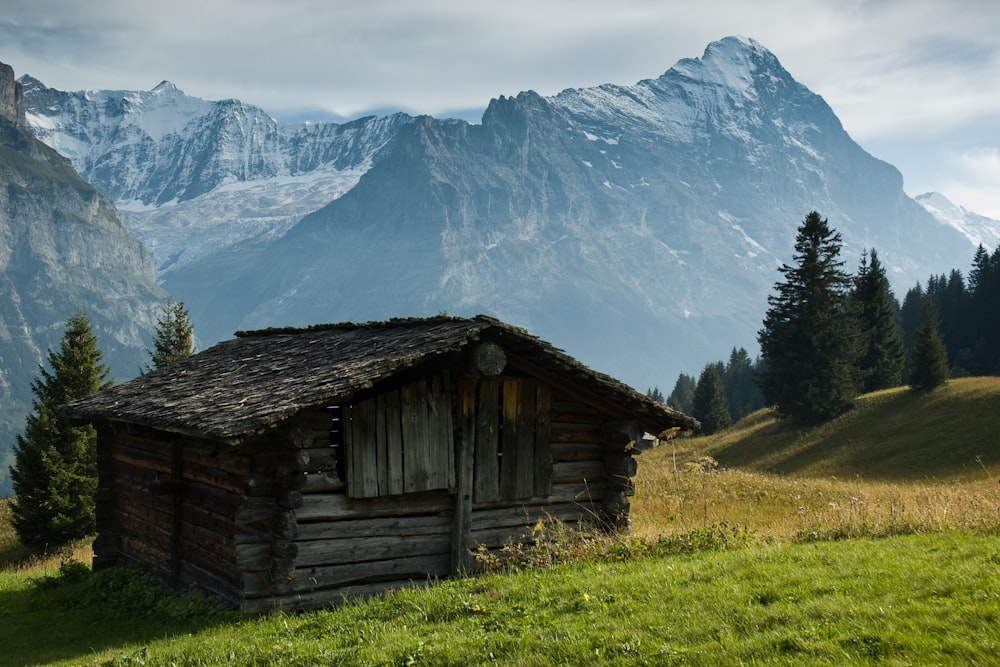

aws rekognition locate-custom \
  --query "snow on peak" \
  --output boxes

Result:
[915,191,958,212]
[118,84,213,141]
[670,35,778,92]
[916,191,1000,249]
[151,80,183,95]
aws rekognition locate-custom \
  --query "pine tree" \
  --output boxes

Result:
[723,347,763,421]
[852,248,905,392]
[145,299,195,372]
[10,313,112,550]
[968,243,1000,374]
[909,299,949,390]
[692,363,731,435]
[667,373,697,415]
[757,211,860,423]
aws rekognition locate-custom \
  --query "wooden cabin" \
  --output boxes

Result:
[68,315,698,613]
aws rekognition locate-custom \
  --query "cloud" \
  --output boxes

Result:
[3,0,999,216]
[942,147,1000,219]
[5,0,999,127]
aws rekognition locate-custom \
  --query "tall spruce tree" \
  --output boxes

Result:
[968,244,1000,373]
[10,313,112,550]
[723,347,763,421]
[757,211,860,423]
[667,373,697,415]
[145,299,195,372]
[692,363,731,435]
[852,248,905,392]
[909,299,949,390]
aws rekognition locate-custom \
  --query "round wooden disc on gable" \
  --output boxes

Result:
[470,341,507,376]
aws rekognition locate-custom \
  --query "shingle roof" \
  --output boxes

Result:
[68,315,697,442]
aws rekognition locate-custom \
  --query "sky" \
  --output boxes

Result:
[3,0,1000,218]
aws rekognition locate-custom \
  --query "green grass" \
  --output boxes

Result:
[1,376,999,665]
[1,533,998,665]
[702,376,1000,480]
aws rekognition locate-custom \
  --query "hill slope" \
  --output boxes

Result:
[701,377,1000,480]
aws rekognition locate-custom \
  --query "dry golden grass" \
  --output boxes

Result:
[631,378,1000,542]
[632,446,1000,541]
[0,498,93,574]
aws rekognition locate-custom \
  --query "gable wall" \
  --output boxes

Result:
[242,372,641,612]
[94,354,646,613]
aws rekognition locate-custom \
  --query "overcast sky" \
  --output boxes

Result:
[3,0,999,218]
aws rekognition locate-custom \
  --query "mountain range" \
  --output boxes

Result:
[4,38,999,492]
[0,62,165,491]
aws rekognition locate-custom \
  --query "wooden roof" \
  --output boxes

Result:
[68,315,697,442]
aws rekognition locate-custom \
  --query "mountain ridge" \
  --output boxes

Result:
[1,61,167,494]
[16,37,992,392]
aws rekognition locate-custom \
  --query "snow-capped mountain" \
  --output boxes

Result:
[916,192,1000,250]
[1,62,166,494]
[18,37,980,392]
[22,76,415,272]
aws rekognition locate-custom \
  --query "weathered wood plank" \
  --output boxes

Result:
[474,380,500,503]
[110,448,171,475]
[401,381,431,492]
[295,490,453,522]
[180,502,236,540]
[514,378,536,499]
[534,382,553,496]
[429,374,454,491]
[452,377,477,573]
[181,461,245,495]
[552,460,607,484]
[178,560,241,607]
[300,471,345,494]
[550,442,606,461]
[183,446,253,477]
[294,447,338,472]
[293,534,451,568]
[375,393,390,494]
[604,455,639,478]
[550,426,608,444]
[235,542,271,569]
[470,501,594,531]
[499,379,519,499]
[245,553,451,596]
[359,398,380,497]
[383,389,404,495]
[296,514,451,542]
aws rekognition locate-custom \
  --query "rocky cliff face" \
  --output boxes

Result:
[17,39,982,394]
[21,78,415,274]
[0,62,166,494]
[0,62,25,128]
[166,38,972,392]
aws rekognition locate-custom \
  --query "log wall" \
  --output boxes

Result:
[94,367,643,614]
[239,403,455,613]
[94,423,254,605]
[238,378,640,612]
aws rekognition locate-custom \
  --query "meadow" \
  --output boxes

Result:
[1,377,998,665]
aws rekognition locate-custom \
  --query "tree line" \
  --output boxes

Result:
[656,211,998,433]
[9,301,194,551]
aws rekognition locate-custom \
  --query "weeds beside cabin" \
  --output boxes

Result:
[68,315,698,613]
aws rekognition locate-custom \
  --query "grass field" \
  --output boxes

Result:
[1,377,998,665]
[632,379,1000,543]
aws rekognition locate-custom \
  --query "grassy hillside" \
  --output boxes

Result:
[631,377,1000,541]
[701,376,1000,480]
[0,377,997,665]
